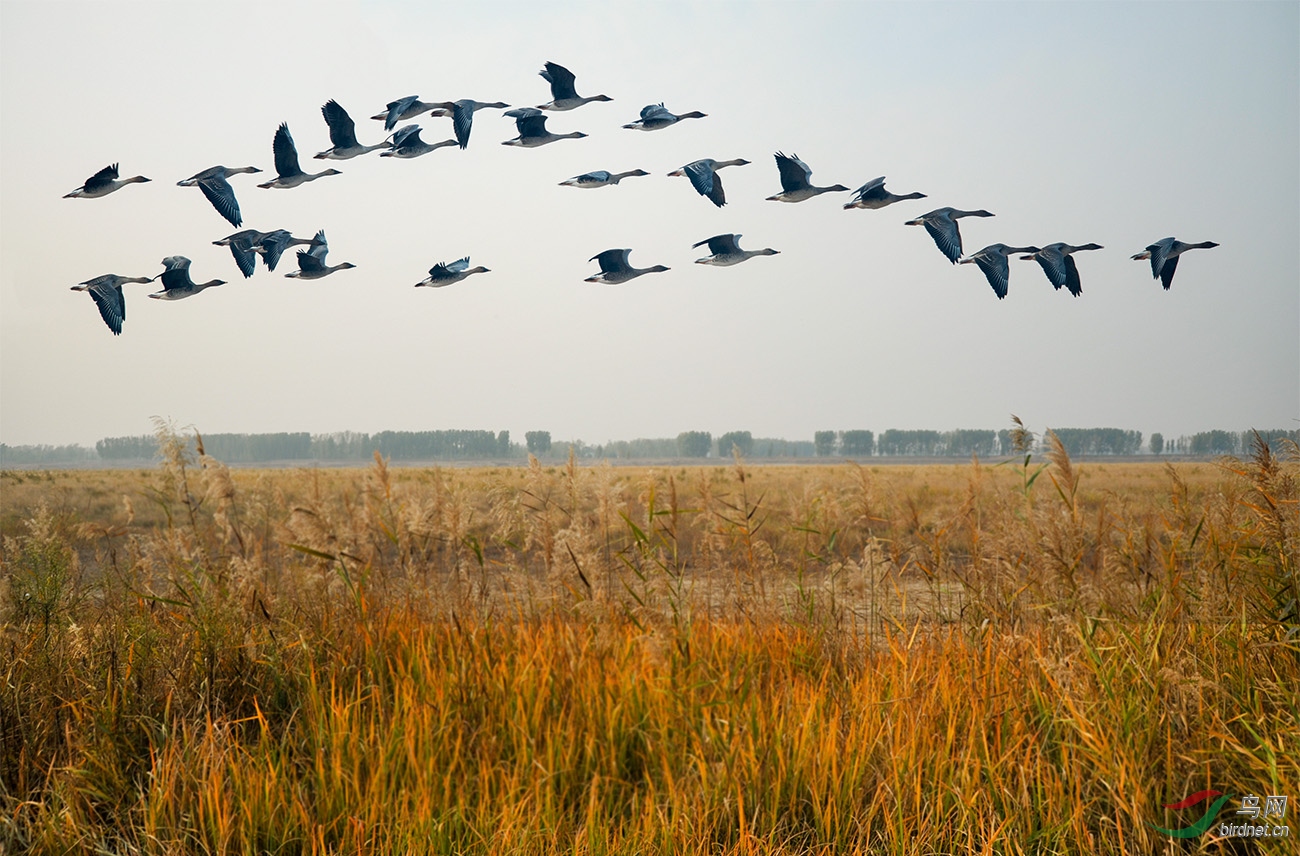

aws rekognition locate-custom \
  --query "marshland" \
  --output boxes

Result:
[0,425,1295,854]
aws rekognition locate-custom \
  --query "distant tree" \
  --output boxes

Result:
[525,431,552,455]
[840,430,874,457]
[676,431,712,458]
[1149,433,1164,455]
[497,430,511,456]
[1189,430,1238,456]
[717,431,754,458]
[814,431,838,457]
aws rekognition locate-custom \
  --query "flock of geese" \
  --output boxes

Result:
[64,61,1219,334]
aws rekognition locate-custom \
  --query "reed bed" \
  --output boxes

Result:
[0,426,1295,854]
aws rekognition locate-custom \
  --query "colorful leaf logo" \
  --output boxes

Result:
[1149,789,1234,838]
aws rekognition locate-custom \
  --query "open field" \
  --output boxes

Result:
[1,429,1296,854]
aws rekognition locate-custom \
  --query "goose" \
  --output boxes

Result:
[213,229,271,278]
[148,256,227,300]
[379,124,457,158]
[285,231,355,279]
[584,249,669,285]
[959,244,1042,299]
[765,152,849,203]
[1019,243,1104,297]
[537,61,612,111]
[692,234,779,267]
[501,107,587,148]
[258,123,342,188]
[1131,237,1219,290]
[558,169,650,188]
[667,158,751,207]
[177,165,262,227]
[415,257,491,288]
[420,99,511,149]
[843,176,927,210]
[63,163,150,199]
[315,100,388,159]
[622,103,707,131]
[70,274,152,335]
[904,208,996,264]
[372,96,446,131]
[251,230,322,272]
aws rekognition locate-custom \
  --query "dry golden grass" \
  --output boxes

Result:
[0,429,1295,854]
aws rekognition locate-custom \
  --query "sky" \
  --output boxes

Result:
[1,1,1297,449]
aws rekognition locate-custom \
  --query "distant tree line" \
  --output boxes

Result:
[4,427,1294,467]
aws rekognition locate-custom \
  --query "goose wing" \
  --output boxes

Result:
[83,163,120,193]
[1062,254,1083,296]
[295,250,327,274]
[972,249,1011,299]
[1032,246,1069,288]
[516,112,549,138]
[322,99,360,148]
[683,161,725,205]
[197,176,242,227]
[576,170,611,184]
[590,249,631,274]
[257,231,291,271]
[693,234,741,255]
[640,103,671,120]
[922,214,963,263]
[541,62,578,100]
[384,95,418,131]
[774,152,812,193]
[391,124,422,149]
[227,236,259,279]
[452,100,474,148]
[159,256,195,291]
[446,257,470,273]
[272,123,302,177]
[1158,255,1179,290]
[1145,237,1175,281]
[87,281,126,335]
[308,230,329,261]
[850,176,887,203]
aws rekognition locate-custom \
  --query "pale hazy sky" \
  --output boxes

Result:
[1,1,1296,448]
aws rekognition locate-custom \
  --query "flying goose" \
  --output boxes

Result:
[415,257,490,288]
[258,123,342,188]
[501,107,587,147]
[372,96,446,131]
[315,100,388,159]
[148,256,227,300]
[622,103,707,131]
[213,229,271,278]
[558,169,650,188]
[667,158,751,207]
[1131,237,1219,290]
[63,164,150,199]
[1019,243,1104,297]
[584,249,669,285]
[765,152,849,203]
[251,230,322,272]
[959,244,1043,299]
[177,165,262,227]
[420,99,511,149]
[843,176,927,210]
[71,274,152,335]
[904,207,996,264]
[537,61,612,111]
[692,234,779,266]
[285,231,355,279]
[378,124,458,158]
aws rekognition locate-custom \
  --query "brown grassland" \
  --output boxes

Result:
[0,424,1296,854]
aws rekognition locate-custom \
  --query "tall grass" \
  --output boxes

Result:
[0,425,1295,853]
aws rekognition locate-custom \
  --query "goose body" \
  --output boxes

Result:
[1131,237,1219,290]
[584,249,669,285]
[251,230,322,272]
[71,274,152,335]
[766,152,849,203]
[537,61,612,111]
[285,231,355,279]
[904,207,996,264]
[258,123,342,188]
[692,234,779,267]
[315,100,388,159]
[667,157,751,207]
[148,256,227,300]
[64,163,150,199]
[843,176,926,210]
[177,165,262,227]
[378,124,458,158]
[959,244,1042,299]
[372,96,445,131]
[622,103,706,131]
[214,229,271,278]
[502,107,587,147]
[1019,243,1104,297]
[415,257,490,288]
[558,169,650,188]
